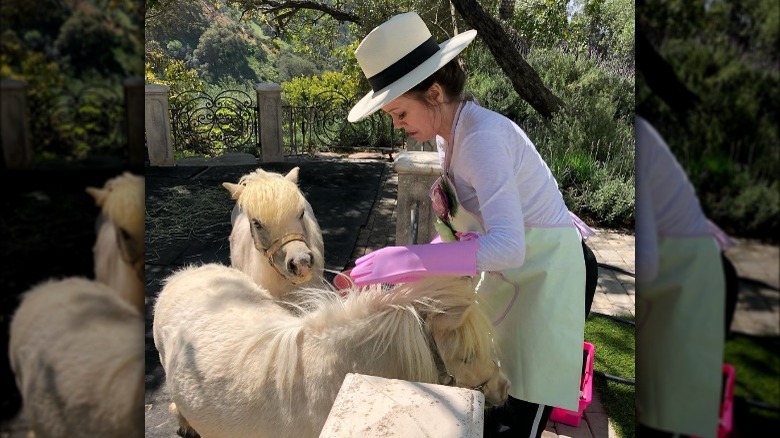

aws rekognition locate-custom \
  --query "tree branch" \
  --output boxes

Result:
[231,1,360,25]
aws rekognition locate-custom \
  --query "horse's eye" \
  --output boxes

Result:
[298,210,305,220]
[252,219,263,229]
[463,353,475,364]
[119,228,131,240]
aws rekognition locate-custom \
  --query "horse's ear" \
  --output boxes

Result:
[86,186,108,207]
[285,167,300,184]
[222,182,244,200]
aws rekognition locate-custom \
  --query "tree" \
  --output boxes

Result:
[54,9,125,76]
[146,0,210,48]
[450,0,564,117]
[190,22,259,83]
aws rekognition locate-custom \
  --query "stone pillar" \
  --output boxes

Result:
[254,83,284,163]
[393,151,442,245]
[1,79,32,169]
[144,84,174,166]
[123,77,145,167]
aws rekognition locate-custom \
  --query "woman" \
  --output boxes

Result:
[345,12,598,437]
[635,115,737,438]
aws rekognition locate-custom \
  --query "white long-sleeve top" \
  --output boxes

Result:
[635,116,717,283]
[436,101,574,272]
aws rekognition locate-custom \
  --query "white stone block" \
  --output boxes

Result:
[319,373,484,438]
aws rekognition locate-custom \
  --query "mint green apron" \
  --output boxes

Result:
[636,236,725,437]
[432,173,586,411]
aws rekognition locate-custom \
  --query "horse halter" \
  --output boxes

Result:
[424,326,456,386]
[260,233,308,278]
[423,325,500,395]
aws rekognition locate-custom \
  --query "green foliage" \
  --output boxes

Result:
[467,43,635,228]
[145,40,204,95]
[724,334,780,424]
[568,0,635,65]
[637,0,779,240]
[282,71,360,105]
[55,10,125,76]
[146,0,210,49]
[509,0,571,48]
[276,52,319,82]
[281,70,379,152]
[0,0,67,44]
[1,1,141,163]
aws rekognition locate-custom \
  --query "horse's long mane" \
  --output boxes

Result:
[237,169,304,226]
[242,276,493,395]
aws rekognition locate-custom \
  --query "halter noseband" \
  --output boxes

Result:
[260,233,308,279]
[423,325,498,394]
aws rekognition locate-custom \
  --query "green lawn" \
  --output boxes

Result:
[724,333,780,434]
[585,313,636,438]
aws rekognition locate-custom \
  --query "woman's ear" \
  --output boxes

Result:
[427,83,445,104]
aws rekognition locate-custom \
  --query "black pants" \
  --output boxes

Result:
[484,241,598,437]
[484,397,554,438]
[583,240,598,318]
[721,253,739,336]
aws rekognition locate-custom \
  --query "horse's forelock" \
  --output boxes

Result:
[98,173,144,240]
[238,174,305,226]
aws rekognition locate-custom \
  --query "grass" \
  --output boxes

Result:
[584,313,636,438]
[724,333,780,434]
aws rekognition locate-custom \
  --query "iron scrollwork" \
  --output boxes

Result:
[170,88,258,157]
[29,82,125,161]
[282,90,402,155]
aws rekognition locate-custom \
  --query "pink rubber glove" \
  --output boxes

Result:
[350,240,480,286]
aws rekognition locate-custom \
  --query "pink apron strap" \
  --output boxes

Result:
[707,219,735,251]
[569,211,596,240]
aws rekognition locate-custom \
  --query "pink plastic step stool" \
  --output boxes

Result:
[549,341,595,427]
[693,363,736,438]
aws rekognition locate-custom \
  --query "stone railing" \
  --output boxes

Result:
[393,150,442,246]
[0,78,144,169]
[145,82,284,166]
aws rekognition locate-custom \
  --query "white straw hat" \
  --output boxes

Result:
[347,12,477,122]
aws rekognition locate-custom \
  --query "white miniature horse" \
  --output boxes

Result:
[223,167,325,298]
[153,264,510,438]
[8,172,145,437]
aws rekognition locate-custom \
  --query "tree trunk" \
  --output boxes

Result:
[450,0,564,119]
[636,27,701,120]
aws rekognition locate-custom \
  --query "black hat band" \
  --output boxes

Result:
[367,37,440,92]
